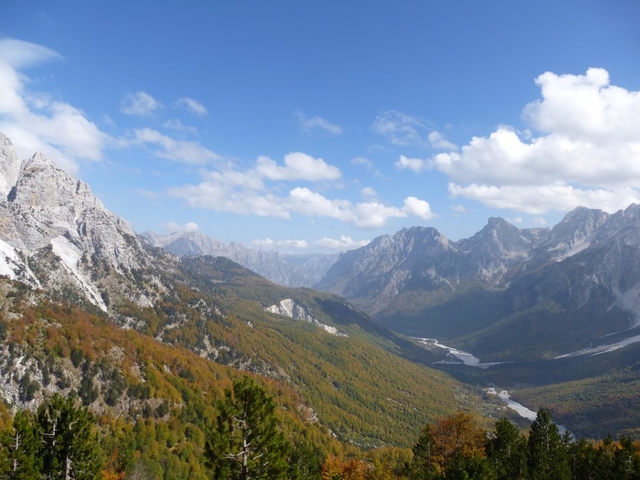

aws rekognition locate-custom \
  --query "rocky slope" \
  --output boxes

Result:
[143,230,338,287]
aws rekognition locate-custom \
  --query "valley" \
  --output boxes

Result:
[2,131,640,477]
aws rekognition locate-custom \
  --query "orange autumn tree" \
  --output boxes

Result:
[412,412,486,477]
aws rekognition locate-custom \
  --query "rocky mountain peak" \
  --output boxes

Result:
[0,133,21,198]
[0,133,157,312]
[537,206,609,260]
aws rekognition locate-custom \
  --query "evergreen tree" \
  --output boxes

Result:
[568,438,599,480]
[527,408,570,480]
[37,393,100,480]
[613,436,640,480]
[205,376,290,480]
[486,417,527,480]
[411,424,438,479]
[1,410,40,479]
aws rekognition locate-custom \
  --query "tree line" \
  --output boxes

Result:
[2,376,640,479]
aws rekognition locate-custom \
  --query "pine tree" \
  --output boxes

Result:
[527,408,570,480]
[205,376,290,480]
[486,417,527,480]
[37,393,100,480]
[1,410,40,479]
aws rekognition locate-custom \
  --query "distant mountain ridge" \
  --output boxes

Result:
[317,205,640,360]
[143,230,338,287]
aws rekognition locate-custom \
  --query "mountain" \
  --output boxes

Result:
[143,230,338,287]
[316,220,547,316]
[317,206,640,361]
[0,132,472,448]
[0,133,164,313]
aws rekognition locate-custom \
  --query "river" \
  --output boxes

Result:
[414,337,567,433]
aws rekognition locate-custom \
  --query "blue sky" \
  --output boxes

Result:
[1,1,639,252]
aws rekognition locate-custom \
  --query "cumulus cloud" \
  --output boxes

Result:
[296,111,342,135]
[175,97,207,116]
[403,197,434,220]
[134,128,221,164]
[395,154,429,173]
[168,164,433,229]
[313,235,370,250]
[422,68,640,214]
[0,38,108,172]
[121,91,162,116]
[255,152,341,181]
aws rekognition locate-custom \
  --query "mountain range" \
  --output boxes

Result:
[0,132,466,449]
[317,206,640,362]
[142,230,338,287]
[3,129,640,442]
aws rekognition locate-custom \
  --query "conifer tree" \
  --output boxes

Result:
[486,417,527,480]
[1,410,40,479]
[527,408,570,480]
[205,376,290,480]
[37,393,100,480]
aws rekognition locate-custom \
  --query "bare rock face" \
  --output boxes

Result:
[0,132,158,311]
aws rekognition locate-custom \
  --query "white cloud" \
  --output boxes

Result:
[134,128,221,164]
[428,130,458,150]
[372,111,456,152]
[280,239,309,248]
[395,154,429,173]
[533,217,547,225]
[0,38,62,69]
[313,235,370,250]
[252,238,308,249]
[425,68,640,214]
[403,197,434,220]
[351,156,382,177]
[255,152,341,181]
[163,119,198,134]
[451,205,467,213]
[372,110,426,146]
[175,97,207,116]
[351,156,373,168]
[448,183,639,215]
[361,187,377,198]
[121,91,162,117]
[169,167,434,229]
[161,221,200,232]
[252,238,275,248]
[510,216,523,224]
[296,111,342,135]
[0,38,108,172]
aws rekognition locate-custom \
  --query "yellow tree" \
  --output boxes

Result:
[412,412,486,477]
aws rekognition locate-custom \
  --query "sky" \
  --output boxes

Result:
[1,1,639,253]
